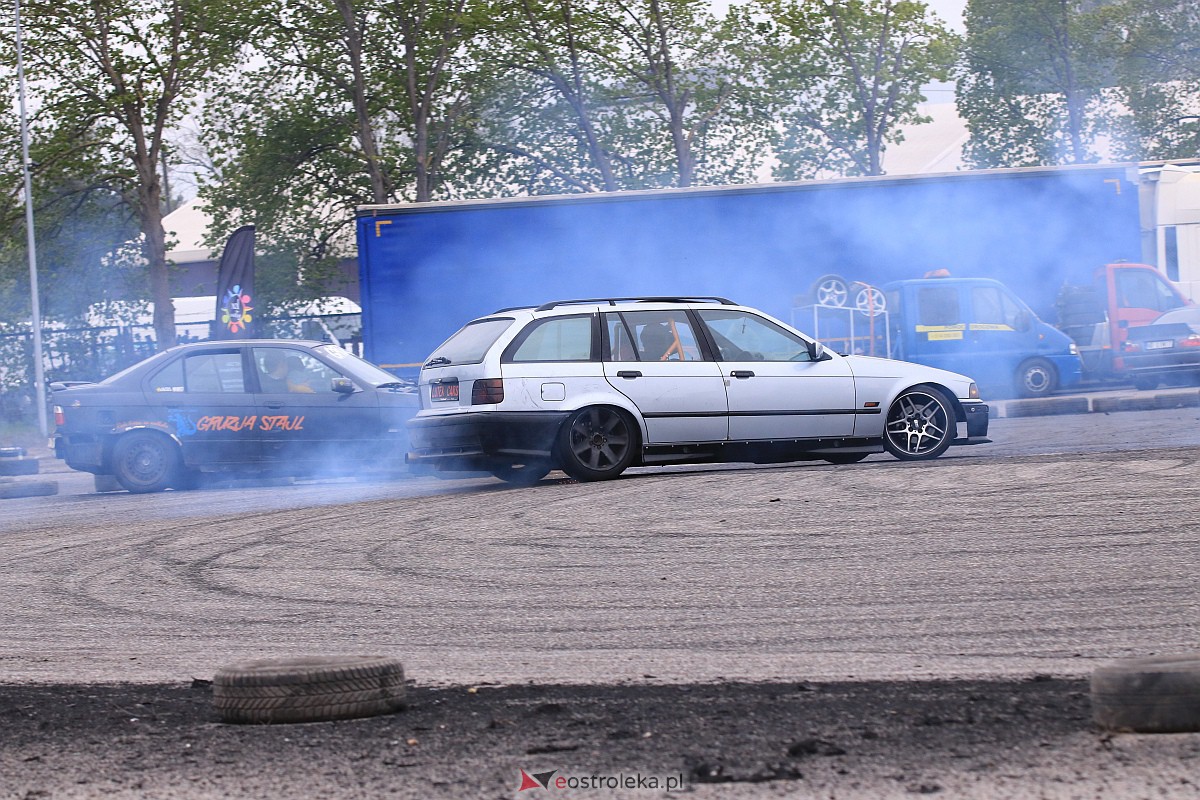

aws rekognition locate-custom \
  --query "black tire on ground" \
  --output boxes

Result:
[1131,374,1159,391]
[490,461,551,486]
[0,480,58,499]
[110,430,181,493]
[824,453,870,465]
[1014,357,1058,398]
[213,655,407,725]
[0,458,39,476]
[809,274,850,308]
[555,406,638,481]
[1092,654,1200,733]
[882,386,955,461]
[0,446,27,458]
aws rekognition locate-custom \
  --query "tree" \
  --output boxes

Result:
[200,0,487,303]
[758,0,958,178]
[1105,0,1200,161]
[958,0,1115,168]
[10,0,251,348]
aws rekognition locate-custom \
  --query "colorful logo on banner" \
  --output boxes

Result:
[221,284,254,334]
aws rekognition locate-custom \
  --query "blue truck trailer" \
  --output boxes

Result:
[355,163,1150,393]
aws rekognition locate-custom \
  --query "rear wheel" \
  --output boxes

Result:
[111,431,181,493]
[1131,374,1159,391]
[1015,357,1057,398]
[490,461,551,486]
[883,387,954,461]
[556,407,637,481]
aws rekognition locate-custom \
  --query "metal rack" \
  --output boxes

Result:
[792,303,891,358]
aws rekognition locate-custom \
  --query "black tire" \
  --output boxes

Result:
[111,430,181,493]
[809,274,850,308]
[213,655,407,725]
[824,453,870,465]
[0,458,38,476]
[1014,357,1057,398]
[883,386,955,461]
[1131,374,1159,391]
[1092,654,1200,733]
[490,461,551,486]
[556,406,637,481]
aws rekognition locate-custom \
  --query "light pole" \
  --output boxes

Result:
[15,0,48,439]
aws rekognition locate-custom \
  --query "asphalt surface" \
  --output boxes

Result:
[2,387,1200,798]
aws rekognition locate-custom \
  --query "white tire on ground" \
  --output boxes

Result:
[213,655,407,724]
[1091,654,1200,733]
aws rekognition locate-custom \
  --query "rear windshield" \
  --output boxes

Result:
[425,318,515,366]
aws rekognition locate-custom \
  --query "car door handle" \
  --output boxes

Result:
[616,370,642,379]
[263,401,286,409]
[730,370,755,379]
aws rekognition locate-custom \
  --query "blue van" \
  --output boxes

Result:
[883,277,1082,398]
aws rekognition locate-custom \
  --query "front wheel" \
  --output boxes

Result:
[883,387,955,461]
[111,431,181,493]
[556,407,637,481]
[490,461,551,486]
[1015,358,1057,398]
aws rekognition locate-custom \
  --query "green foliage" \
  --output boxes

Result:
[957,0,1117,167]
[758,0,958,178]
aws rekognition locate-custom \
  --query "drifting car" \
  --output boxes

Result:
[407,297,990,485]
[52,340,417,492]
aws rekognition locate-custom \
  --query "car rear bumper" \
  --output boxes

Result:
[407,411,571,470]
[53,433,107,474]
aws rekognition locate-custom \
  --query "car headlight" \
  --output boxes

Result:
[968,382,980,400]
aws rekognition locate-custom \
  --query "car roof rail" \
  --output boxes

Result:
[533,297,737,312]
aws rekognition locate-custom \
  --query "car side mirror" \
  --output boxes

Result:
[1015,311,1031,332]
[332,377,357,394]
[808,340,830,362]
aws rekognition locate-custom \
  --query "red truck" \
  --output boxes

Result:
[1056,262,1194,387]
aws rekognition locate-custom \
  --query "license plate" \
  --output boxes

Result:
[430,381,459,402]
[1145,340,1174,350]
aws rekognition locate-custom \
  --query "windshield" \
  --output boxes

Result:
[314,345,411,386]
[425,318,515,366]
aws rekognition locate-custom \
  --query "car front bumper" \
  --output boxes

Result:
[956,401,990,444]
[407,411,571,470]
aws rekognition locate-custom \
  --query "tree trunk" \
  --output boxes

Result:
[336,0,391,204]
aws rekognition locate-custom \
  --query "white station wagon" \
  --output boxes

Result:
[408,297,990,484]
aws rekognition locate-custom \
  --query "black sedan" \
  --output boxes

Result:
[52,340,418,492]
[1120,306,1200,390]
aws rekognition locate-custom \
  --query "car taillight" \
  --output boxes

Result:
[471,378,504,405]
[53,405,65,426]
[1182,335,1200,348]
[1121,341,1141,352]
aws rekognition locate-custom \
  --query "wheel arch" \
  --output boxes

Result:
[102,425,185,470]
[552,402,645,469]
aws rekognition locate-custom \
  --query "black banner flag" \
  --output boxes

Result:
[213,225,256,339]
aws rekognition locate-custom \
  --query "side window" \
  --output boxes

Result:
[918,287,961,326]
[507,315,595,362]
[148,359,185,393]
[1115,270,1184,312]
[254,348,341,393]
[605,314,640,361]
[620,311,704,362]
[174,352,246,393]
[696,309,811,362]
